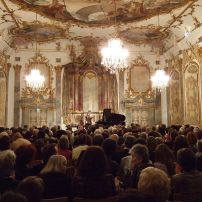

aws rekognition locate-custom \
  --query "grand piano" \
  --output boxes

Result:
[97,108,126,126]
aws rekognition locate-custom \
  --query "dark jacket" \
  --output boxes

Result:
[72,174,116,199]
[40,172,72,199]
[0,177,19,193]
[171,171,202,194]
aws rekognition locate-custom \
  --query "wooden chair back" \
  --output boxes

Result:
[41,197,69,202]
[73,195,119,202]
[173,192,202,202]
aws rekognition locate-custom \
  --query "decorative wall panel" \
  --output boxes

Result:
[169,70,183,124]
[20,54,56,127]
[184,62,200,125]
[168,45,202,127]
[124,56,159,126]
[0,71,6,127]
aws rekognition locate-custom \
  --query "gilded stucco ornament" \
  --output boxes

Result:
[10,0,193,26]
[22,53,55,103]
[126,56,154,99]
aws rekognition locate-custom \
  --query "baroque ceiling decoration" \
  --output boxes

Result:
[10,22,66,43]
[9,0,192,25]
[118,25,169,45]
[0,0,201,56]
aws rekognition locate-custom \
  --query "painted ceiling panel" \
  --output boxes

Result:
[0,0,201,54]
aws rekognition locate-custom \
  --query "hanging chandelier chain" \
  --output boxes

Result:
[24,3,45,91]
[35,7,38,55]
[101,0,129,73]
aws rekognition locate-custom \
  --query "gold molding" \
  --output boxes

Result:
[22,53,55,101]
[198,47,202,58]
[126,56,152,98]
[54,65,63,73]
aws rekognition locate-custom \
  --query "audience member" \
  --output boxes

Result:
[72,146,116,199]
[171,148,202,197]
[39,155,72,199]
[0,191,28,202]
[138,167,170,202]
[0,150,18,193]
[17,176,44,202]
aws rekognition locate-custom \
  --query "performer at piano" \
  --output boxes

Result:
[85,110,93,125]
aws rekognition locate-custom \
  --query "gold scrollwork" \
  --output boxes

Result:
[127,56,152,98]
[198,47,202,58]
[22,53,55,102]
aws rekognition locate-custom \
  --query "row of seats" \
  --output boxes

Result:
[41,193,202,202]
[41,196,119,202]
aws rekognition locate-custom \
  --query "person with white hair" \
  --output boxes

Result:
[0,150,19,193]
[39,155,72,199]
[138,167,170,202]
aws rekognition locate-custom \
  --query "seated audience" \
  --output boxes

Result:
[171,148,202,198]
[57,135,72,162]
[15,145,36,180]
[0,150,19,193]
[0,132,10,151]
[187,131,197,153]
[0,191,28,202]
[138,167,170,202]
[92,134,104,146]
[173,136,188,158]
[154,143,175,176]
[118,189,157,202]
[72,146,116,199]
[122,144,152,188]
[112,135,135,165]
[196,141,202,171]
[102,138,119,177]
[72,134,88,160]
[147,136,157,163]
[39,155,72,199]
[17,176,44,202]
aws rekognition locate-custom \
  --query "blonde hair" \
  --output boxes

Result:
[40,155,67,175]
[138,167,170,202]
[0,150,16,177]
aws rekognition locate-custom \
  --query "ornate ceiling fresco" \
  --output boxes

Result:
[119,26,169,45]
[10,22,66,44]
[0,0,201,53]
[10,0,191,24]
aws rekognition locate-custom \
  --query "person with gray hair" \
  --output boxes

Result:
[0,150,19,193]
[122,144,152,188]
[138,167,170,202]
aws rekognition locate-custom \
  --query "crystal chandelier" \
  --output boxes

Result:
[151,69,170,91]
[101,38,129,73]
[101,0,129,73]
[25,69,45,91]
[24,8,45,92]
